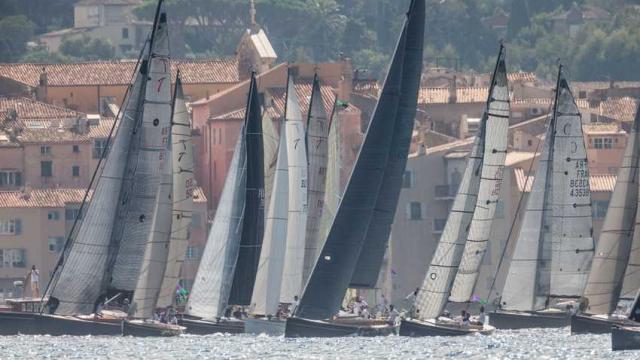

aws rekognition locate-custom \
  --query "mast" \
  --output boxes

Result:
[295,0,424,320]
[280,72,309,304]
[156,73,195,308]
[303,74,330,283]
[228,73,265,306]
[449,46,509,303]
[549,67,594,299]
[251,123,289,316]
[582,101,640,315]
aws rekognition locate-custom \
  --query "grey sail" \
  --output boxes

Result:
[263,111,280,218]
[413,47,506,321]
[186,135,246,318]
[251,124,289,316]
[549,72,594,298]
[621,213,640,301]
[449,52,510,302]
[110,4,172,292]
[280,74,309,304]
[501,120,554,311]
[319,102,341,245]
[157,74,195,309]
[295,0,424,320]
[49,42,149,315]
[303,75,330,283]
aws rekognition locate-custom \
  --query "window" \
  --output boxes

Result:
[593,200,609,219]
[593,137,613,149]
[48,237,65,252]
[407,201,423,220]
[0,249,27,268]
[186,246,200,260]
[0,171,22,187]
[604,138,613,149]
[433,219,447,233]
[0,219,21,235]
[72,165,80,177]
[122,27,129,39]
[65,208,82,221]
[191,213,201,229]
[41,161,53,177]
[40,145,51,155]
[93,139,108,159]
[72,145,80,153]
[402,170,413,188]
[47,211,60,221]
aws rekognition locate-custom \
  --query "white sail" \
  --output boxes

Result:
[251,125,289,316]
[157,76,195,309]
[303,77,330,283]
[263,112,280,216]
[186,135,246,318]
[110,8,172,291]
[549,76,594,298]
[280,76,309,304]
[50,44,148,315]
[449,60,509,302]
[319,106,341,244]
[501,123,554,311]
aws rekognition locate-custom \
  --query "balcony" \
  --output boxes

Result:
[434,184,458,200]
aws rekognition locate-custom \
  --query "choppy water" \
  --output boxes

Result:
[0,328,636,359]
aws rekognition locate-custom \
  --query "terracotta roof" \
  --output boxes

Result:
[269,82,336,119]
[582,123,624,135]
[572,81,640,91]
[419,87,491,104]
[211,108,246,121]
[594,97,638,123]
[20,128,92,144]
[514,168,615,193]
[0,59,239,87]
[0,188,92,208]
[192,187,207,204]
[88,118,116,139]
[75,0,142,6]
[507,72,536,83]
[0,97,83,120]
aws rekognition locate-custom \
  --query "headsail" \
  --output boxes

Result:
[280,74,309,304]
[303,75,330,283]
[251,124,289,316]
[582,104,640,315]
[549,69,594,298]
[228,74,265,306]
[449,49,509,303]
[318,102,342,244]
[157,73,195,308]
[295,0,424,320]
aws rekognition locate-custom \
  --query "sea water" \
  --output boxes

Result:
[0,328,635,359]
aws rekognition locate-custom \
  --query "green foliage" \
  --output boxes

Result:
[506,0,531,40]
[59,36,116,61]
[0,15,36,62]
[20,46,70,64]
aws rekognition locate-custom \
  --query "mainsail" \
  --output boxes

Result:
[48,42,149,315]
[186,135,246,318]
[280,74,309,303]
[413,45,505,319]
[263,111,280,216]
[303,75,330,283]
[157,74,195,308]
[319,102,341,245]
[549,70,594,298]
[582,105,640,315]
[449,50,510,303]
[251,124,289,316]
[295,0,424,320]
[110,2,172,292]
[227,74,265,306]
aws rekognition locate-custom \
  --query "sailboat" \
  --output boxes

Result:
[612,291,640,350]
[284,0,424,338]
[180,72,264,334]
[571,102,640,334]
[399,44,509,337]
[490,65,594,329]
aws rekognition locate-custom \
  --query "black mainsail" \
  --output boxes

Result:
[295,0,425,320]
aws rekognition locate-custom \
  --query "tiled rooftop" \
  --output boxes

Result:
[0,97,82,120]
[419,87,492,104]
[0,59,239,87]
[269,82,336,119]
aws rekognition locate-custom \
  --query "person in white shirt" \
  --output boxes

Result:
[477,306,486,326]
[27,265,40,298]
[387,305,399,326]
[291,295,299,316]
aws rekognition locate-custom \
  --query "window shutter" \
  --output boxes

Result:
[15,173,22,186]
[15,219,22,235]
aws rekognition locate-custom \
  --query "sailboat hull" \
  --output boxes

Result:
[244,317,286,335]
[571,314,635,334]
[399,318,494,337]
[122,320,184,337]
[284,317,396,338]
[0,312,122,336]
[179,318,244,334]
[612,325,640,351]
[489,310,569,329]
[0,312,39,335]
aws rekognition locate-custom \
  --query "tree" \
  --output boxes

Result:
[0,15,36,62]
[507,0,531,40]
[59,36,115,61]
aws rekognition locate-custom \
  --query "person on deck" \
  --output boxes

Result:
[387,305,399,326]
[291,296,299,315]
[406,288,419,315]
[477,306,486,326]
[26,265,40,298]
[460,310,470,327]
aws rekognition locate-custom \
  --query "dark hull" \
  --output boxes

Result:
[571,314,632,335]
[284,317,396,338]
[0,312,120,336]
[179,318,244,335]
[244,318,285,335]
[399,319,493,337]
[490,311,569,329]
[612,325,640,351]
[122,320,182,337]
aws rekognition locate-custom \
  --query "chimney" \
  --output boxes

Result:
[36,67,48,102]
[448,75,457,104]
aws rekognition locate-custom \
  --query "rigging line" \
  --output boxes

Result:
[486,96,556,303]
[39,39,150,313]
